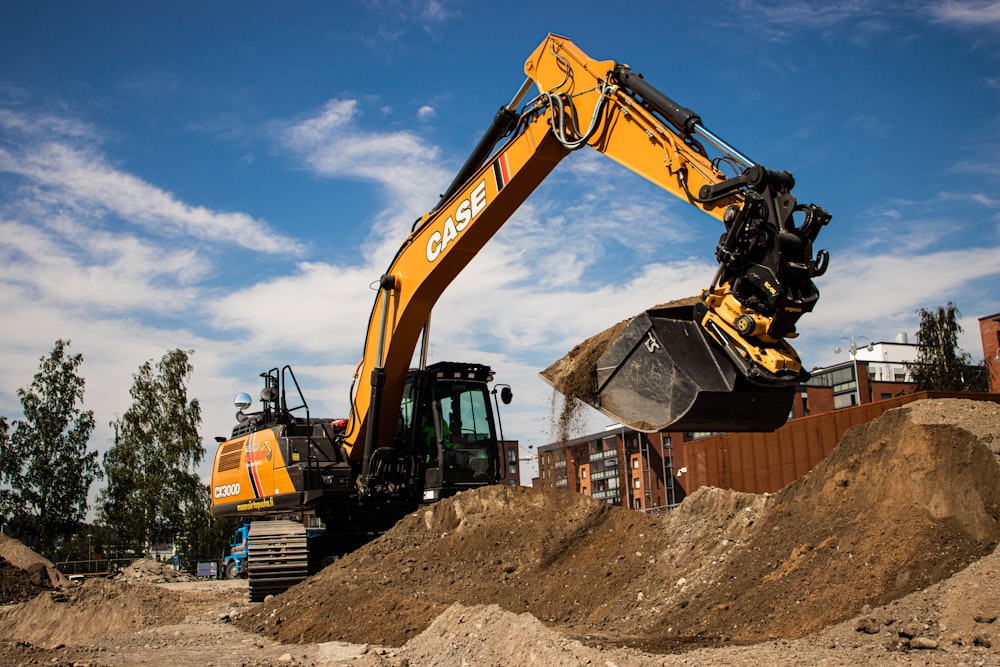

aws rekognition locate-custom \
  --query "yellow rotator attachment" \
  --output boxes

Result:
[700,283,804,381]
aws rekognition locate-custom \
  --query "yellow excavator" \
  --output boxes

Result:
[210,33,831,600]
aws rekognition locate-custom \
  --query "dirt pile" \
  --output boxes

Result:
[0,399,996,665]
[111,557,197,583]
[0,556,49,604]
[0,532,70,592]
[0,577,229,647]
[389,603,672,667]
[637,397,1000,646]
[237,398,1000,655]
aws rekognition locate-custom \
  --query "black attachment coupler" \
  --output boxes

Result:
[699,165,796,202]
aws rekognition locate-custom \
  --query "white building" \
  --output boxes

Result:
[853,336,918,384]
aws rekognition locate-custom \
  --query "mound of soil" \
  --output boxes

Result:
[238,398,1000,655]
[111,557,197,584]
[0,556,48,604]
[393,603,671,667]
[0,577,228,647]
[638,397,1000,647]
[0,533,70,591]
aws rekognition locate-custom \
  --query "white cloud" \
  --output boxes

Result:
[735,0,873,29]
[0,107,303,259]
[0,108,98,140]
[0,218,204,314]
[930,1,1000,26]
[952,159,1000,179]
[284,99,359,147]
[279,97,453,270]
[794,245,1000,368]
[208,261,376,358]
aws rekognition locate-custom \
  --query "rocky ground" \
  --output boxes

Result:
[0,398,997,666]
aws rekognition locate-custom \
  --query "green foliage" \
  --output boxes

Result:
[0,340,101,555]
[909,303,988,392]
[52,522,120,563]
[98,349,205,553]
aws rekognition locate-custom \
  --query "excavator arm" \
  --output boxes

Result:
[342,33,830,466]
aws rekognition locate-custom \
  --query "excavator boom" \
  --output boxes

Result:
[344,33,830,462]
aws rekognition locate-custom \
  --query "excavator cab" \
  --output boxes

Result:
[396,361,501,501]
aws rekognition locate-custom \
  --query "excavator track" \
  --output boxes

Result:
[247,521,309,602]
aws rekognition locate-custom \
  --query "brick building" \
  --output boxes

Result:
[794,340,917,416]
[981,312,1000,393]
[534,428,682,512]
[498,439,522,487]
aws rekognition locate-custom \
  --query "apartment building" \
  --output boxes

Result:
[498,439,521,487]
[534,428,682,512]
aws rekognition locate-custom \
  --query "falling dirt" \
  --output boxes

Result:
[548,392,587,447]
[541,295,703,444]
[540,317,628,406]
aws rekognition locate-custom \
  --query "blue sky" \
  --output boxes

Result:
[2,1,999,485]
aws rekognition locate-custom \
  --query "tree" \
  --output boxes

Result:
[0,340,101,554]
[52,522,119,562]
[98,349,204,555]
[909,303,988,392]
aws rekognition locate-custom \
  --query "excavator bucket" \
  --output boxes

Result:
[541,302,795,433]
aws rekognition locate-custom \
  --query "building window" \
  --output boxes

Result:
[509,463,517,475]
[508,479,517,486]
[633,478,641,489]
[632,458,639,469]
[580,469,587,479]
[881,393,892,400]
[634,498,641,509]
[507,448,517,463]
[834,392,857,409]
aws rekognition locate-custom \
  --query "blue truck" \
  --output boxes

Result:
[222,524,249,580]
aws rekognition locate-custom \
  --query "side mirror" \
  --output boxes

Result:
[234,393,252,410]
[500,386,513,405]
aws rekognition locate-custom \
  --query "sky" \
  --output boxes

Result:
[1,1,999,488]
